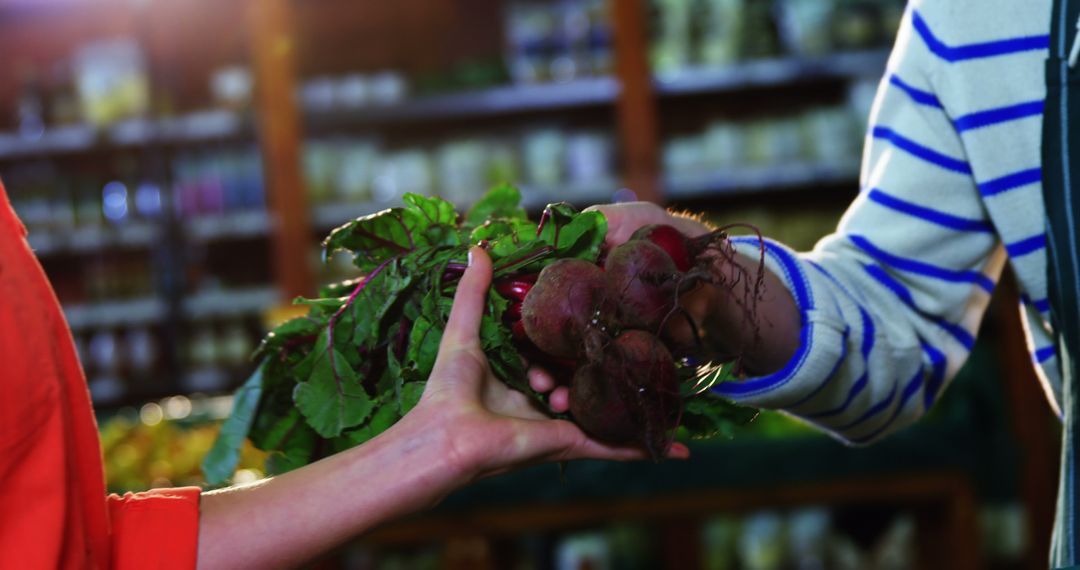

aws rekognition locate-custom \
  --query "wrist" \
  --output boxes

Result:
[699,252,800,375]
[358,411,467,512]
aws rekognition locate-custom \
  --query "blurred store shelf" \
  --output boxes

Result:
[0,124,98,159]
[305,77,619,128]
[311,200,384,231]
[182,286,280,320]
[665,160,861,200]
[519,181,620,211]
[184,209,273,241]
[181,367,233,394]
[109,110,247,146]
[311,183,620,231]
[27,222,161,255]
[156,110,248,143]
[655,49,890,97]
[0,110,249,160]
[64,296,168,331]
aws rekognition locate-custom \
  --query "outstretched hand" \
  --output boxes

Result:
[585,201,712,249]
[195,245,688,570]
[407,246,688,484]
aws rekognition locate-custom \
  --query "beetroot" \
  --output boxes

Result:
[507,222,765,459]
[505,301,523,321]
[521,259,609,360]
[570,330,679,458]
[494,274,537,302]
[511,320,527,341]
[631,224,692,271]
[604,239,681,331]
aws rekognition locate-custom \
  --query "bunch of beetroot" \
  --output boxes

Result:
[203,186,762,485]
[497,224,763,459]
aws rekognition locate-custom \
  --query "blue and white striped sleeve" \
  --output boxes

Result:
[716,6,1006,444]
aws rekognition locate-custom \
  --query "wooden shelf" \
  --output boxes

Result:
[304,77,619,129]
[181,286,280,320]
[655,50,890,97]
[0,110,249,161]
[364,471,980,570]
[184,210,274,242]
[27,222,161,255]
[665,160,861,200]
[360,438,983,570]
[64,296,168,331]
[0,124,98,160]
[113,111,249,146]
[518,181,620,211]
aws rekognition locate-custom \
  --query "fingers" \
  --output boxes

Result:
[667,442,691,459]
[440,246,492,350]
[559,431,691,462]
[534,420,646,462]
[527,367,555,392]
[527,419,692,464]
[547,387,569,414]
[526,368,570,414]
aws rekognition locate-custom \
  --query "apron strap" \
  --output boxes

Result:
[1042,0,1080,567]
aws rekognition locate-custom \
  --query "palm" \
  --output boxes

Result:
[408,247,674,483]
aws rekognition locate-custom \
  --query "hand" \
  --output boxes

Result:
[196,246,688,570]
[584,201,712,249]
[405,246,689,485]
[584,201,798,375]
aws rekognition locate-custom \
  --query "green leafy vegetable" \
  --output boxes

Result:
[202,187,753,485]
[201,366,265,485]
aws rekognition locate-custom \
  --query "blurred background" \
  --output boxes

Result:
[0,0,1060,568]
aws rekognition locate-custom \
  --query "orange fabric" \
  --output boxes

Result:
[108,488,200,569]
[0,183,201,569]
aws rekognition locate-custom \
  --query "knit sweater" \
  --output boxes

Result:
[719,0,1059,443]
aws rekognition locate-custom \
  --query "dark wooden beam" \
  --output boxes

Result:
[995,274,1060,570]
[611,0,661,204]
[249,0,315,300]
[361,472,980,569]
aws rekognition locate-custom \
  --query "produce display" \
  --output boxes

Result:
[203,186,759,484]
[101,412,266,493]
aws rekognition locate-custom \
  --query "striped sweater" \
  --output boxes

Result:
[718,0,1059,443]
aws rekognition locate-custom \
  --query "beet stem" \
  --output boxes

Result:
[327,257,395,373]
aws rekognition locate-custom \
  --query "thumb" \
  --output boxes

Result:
[439,246,492,351]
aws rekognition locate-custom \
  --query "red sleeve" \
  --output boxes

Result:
[107,487,202,569]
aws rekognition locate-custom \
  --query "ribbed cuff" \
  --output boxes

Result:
[108,486,201,570]
[710,237,848,409]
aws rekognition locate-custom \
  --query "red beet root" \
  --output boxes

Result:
[631,224,692,271]
[604,240,680,332]
[522,259,609,360]
[494,275,537,302]
[511,320,527,341]
[505,302,523,321]
[569,365,638,444]
[569,330,680,459]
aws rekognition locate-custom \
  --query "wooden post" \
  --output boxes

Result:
[995,275,1060,569]
[611,0,662,204]
[249,0,315,300]
[914,475,981,570]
